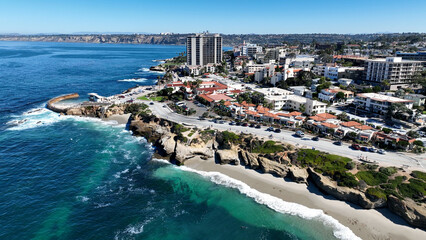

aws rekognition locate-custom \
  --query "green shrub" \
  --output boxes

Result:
[252,141,284,154]
[411,171,426,181]
[366,187,387,201]
[382,128,392,134]
[379,167,397,176]
[297,149,357,187]
[355,171,388,186]
[398,178,426,200]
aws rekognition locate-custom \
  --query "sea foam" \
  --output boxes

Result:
[179,166,361,240]
[117,78,148,83]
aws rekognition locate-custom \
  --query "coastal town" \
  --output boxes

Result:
[44,32,426,234]
[126,33,426,160]
[3,1,426,240]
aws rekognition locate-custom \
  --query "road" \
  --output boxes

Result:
[143,101,426,171]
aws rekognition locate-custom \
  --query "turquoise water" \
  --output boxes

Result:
[0,41,357,240]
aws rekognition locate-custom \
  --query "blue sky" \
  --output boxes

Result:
[0,0,425,34]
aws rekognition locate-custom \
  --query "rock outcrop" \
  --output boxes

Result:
[245,152,260,169]
[387,195,426,229]
[308,168,386,208]
[289,166,309,184]
[258,157,289,177]
[216,149,239,165]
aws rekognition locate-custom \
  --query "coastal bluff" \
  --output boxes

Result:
[55,100,426,230]
[127,115,425,229]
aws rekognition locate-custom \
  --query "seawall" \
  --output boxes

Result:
[47,93,79,113]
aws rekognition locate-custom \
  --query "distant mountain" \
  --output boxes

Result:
[0,33,424,46]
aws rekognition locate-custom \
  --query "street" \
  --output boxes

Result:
[143,101,426,171]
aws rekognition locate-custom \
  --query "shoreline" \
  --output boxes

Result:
[184,157,426,240]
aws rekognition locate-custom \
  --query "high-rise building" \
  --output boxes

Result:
[186,33,222,66]
[364,57,423,90]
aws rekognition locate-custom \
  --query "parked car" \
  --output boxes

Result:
[361,146,368,151]
[274,128,281,133]
[229,121,236,125]
[312,136,319,141]
[149,102,154,105]
[351,144,361,150]
[249,123,255,128]
[236,122,242,126]
[198,116,206,120]
[334,141,342,146]
[242,123,248,127]
[255,125,261,129]
[378,149,386,154]
[295,130,304,137]
[266,127,274,131]
[369,147,377,153]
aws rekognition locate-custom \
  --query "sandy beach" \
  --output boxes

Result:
[101,113,131,125]
[185,158,426,240]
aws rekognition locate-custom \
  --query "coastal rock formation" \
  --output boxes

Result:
[245,152,260,169]
[216,149,239,165]
[258,156,289,178]
[308,168,386,208]
[288,166,309,184]
[159,135,176,156]
[387,195,426,229]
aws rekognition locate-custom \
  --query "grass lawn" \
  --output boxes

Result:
[137,96,164,101]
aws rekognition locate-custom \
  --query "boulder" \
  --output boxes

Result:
[216,149,239,165]
[66,108,83,116]
[238,151,249,166]
[258,157,289,177]
[289,166,309,184]
[308,168,386,208]
[245,152,260,169]
[387,195,426,229]
[159,135,176,155]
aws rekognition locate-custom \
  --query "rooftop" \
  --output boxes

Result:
[356,93,413,103]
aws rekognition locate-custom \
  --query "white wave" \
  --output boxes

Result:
[117,78,148,83]
[6,108,63,131]
[151,158,172,165]
[179,166,361,240]
[94,203,111,209]
[135,67,164,75]
[76,195,90,202]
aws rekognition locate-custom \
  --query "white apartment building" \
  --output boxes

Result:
[242,43,263,57]
[253,87,326,115]
[354,93,413,114]
[187,33,222,66]
[318,87,354,103]
[364,57,423,90]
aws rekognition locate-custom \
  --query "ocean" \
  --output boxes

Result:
[0,41,356,240]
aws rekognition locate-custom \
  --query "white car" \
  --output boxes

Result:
[378,149,386,154]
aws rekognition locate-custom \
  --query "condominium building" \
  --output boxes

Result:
[253,87,326,115]
[396,51,426,64]
[364,57,423,90]
[354,93,413,114]
[186,33,222,66]
[242,43,263,57]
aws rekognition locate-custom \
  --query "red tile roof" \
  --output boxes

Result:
[290,111,302,116]
[315,113,337,120]
[321,122,339,129]
[199,93,233,103]
[354,125,373,131]
[256,106,270,114]
[340,121,362,127]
